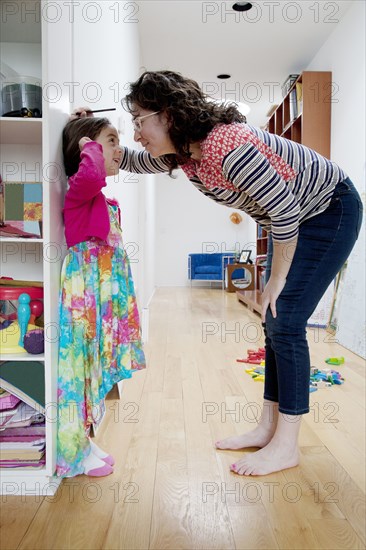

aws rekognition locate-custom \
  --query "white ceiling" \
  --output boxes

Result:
[136,0,354,126]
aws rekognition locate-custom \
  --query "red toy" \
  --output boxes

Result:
[237,347,265,364]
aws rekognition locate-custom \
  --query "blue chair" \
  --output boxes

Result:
[188,253,235,288]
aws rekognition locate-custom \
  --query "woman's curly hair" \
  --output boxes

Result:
[122,71,246,172]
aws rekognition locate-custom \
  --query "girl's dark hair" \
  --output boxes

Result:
[122,70,246,172]
[63,117,111,177]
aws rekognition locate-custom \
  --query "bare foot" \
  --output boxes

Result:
[215,424,275,450]
[230,439,299,476]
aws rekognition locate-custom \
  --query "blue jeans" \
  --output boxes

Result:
[264,178,363,415]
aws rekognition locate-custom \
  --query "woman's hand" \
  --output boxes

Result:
[70,107,94,121]
[79,137,93,150]
[261,275,287,323]
[261,236,298,323]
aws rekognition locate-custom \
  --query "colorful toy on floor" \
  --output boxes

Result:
[325,356,345,365]
[310,367,344,388]
[237,347,265,364]
[238,349,345,393]
[238,348,266,382]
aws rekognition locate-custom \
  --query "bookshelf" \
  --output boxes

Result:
[237,71,332,315]
[0,1,72,495]
[266,71,332,158]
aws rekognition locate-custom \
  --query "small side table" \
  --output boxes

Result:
[225,263,255,292]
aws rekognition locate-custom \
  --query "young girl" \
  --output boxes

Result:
[56,117,146,478]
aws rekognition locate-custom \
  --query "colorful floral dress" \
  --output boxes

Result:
[56,204,145,477]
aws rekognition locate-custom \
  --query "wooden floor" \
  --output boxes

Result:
[1,288,365,550]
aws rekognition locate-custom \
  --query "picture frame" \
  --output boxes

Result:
[238,249,252,264]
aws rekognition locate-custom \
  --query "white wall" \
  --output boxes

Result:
[306,0,365,357]
[1,43,42,80]
[155,170,256,286]
[70,1,152,307]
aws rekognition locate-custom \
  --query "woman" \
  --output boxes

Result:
[74,70,362,476]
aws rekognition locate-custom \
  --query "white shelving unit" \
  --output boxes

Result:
[0,0,72,495]
[0,117,42,144]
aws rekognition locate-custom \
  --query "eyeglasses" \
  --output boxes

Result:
[132,111,160,133]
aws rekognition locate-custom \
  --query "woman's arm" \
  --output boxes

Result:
[120,147,170,174]
[261,237,298,322]
[69,109,170,175]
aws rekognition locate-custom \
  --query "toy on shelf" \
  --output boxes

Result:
[24,329,44,354]
[18,293,31,346]
[0,280,44,355]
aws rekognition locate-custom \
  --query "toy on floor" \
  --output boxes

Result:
[325,356,345,365]
[310,366,344,388]
[238,348,345,393]
[237,347,265,364]
[238,347,265,382]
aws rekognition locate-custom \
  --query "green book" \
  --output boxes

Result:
[0,361,45,413]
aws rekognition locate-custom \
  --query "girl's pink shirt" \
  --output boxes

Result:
[63,141,111,248]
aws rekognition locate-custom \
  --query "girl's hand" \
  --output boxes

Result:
[261,275,286,323]
[79,136,93,150]
[70,107,94,121]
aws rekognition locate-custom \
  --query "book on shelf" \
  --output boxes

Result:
[256,255,267,267]
[282,74,299,97]
[258,268,267,293]
[0,361,45,413]
[296,82,303,116]
[257,226,267,238]
[289,89,298,121]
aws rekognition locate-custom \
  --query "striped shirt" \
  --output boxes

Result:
[120,122,346,242]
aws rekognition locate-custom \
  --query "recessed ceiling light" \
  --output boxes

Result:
[232,2,253,12]
[217,74,231,79]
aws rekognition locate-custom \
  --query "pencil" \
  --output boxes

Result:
[89,108,117,113]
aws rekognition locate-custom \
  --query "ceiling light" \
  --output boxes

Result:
[232,2,253,12]
[217,74,231,79]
